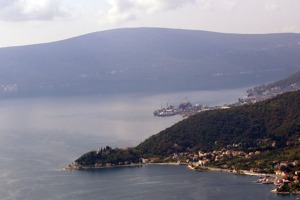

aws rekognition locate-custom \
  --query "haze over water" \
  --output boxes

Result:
[0,89,246,146]
[0,89,296,199]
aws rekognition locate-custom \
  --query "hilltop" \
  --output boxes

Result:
[1,28,300,97]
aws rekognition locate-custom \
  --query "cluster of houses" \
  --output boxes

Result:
[237,83,300,105]
[141,147,248,167]
[140,145,300,189]
[273,161,300,185]
[163,146,264,166]
[69,142,300,192]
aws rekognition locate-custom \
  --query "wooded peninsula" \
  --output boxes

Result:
[68,90,300,194]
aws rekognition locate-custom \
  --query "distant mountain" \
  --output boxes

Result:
[1,28,300,97]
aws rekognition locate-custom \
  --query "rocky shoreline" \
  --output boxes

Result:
[63,163,143,171]
[63,162,188,171]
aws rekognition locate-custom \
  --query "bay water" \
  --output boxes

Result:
[0,89,297,199]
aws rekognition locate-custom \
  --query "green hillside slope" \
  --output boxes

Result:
[136,90,300,156]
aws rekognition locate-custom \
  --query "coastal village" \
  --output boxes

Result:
[238,82,300,105]
[68,138,300,194]
[140,145,300,194]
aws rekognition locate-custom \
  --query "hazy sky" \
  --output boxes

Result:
[0,0,299,47]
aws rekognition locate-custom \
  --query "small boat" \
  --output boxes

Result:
[153,104,177,117]
[257,177,274,184]
[154,108,176,117]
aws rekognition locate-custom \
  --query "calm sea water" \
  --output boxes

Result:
[0,89,298,199]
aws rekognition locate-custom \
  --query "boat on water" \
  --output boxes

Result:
[153,99,178,117]
[257,177,274,184]
[153,98,196,117]
[153,106,177,117]
[154,109,177,117]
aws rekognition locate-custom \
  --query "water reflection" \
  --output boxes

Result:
[0,89,245,144]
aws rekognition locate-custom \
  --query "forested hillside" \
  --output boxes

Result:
[74,90,300,166]
[136,90,300,156]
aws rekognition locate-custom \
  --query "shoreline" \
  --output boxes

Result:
[62,163,143,171]
[206,167,278,178]
[190,165,300,195]
[63,162,275,177]
[62,162,185,171]
[63,162,299,195]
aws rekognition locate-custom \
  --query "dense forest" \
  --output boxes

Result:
[75,90,300,166]
[75,146,140,166]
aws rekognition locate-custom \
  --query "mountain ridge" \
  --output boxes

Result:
[1,28,300,97]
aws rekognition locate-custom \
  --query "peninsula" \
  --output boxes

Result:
[68,89,300,194]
